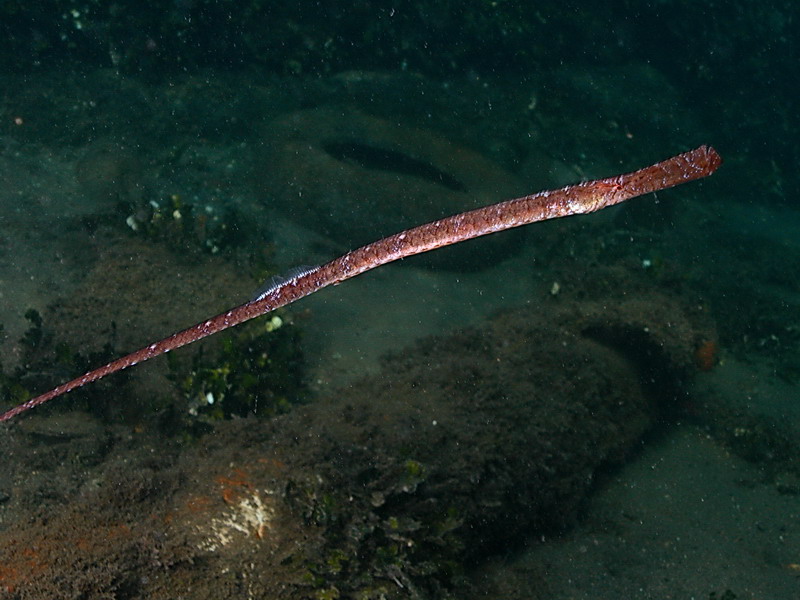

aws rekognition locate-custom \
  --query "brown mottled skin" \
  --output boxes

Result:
[0,146,721,422]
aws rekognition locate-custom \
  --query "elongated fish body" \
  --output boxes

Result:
[0,146,722,422]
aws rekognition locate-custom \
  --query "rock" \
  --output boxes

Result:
[254,107,528,270]
[0,280,713,599]
[75,141,143,209]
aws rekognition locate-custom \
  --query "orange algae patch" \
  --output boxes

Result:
[0,522,133,593]
[185,495,213,513]
[694,339,718,371]
[216,467,254,505]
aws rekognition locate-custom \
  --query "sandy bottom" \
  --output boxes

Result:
[474,424,800,599]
